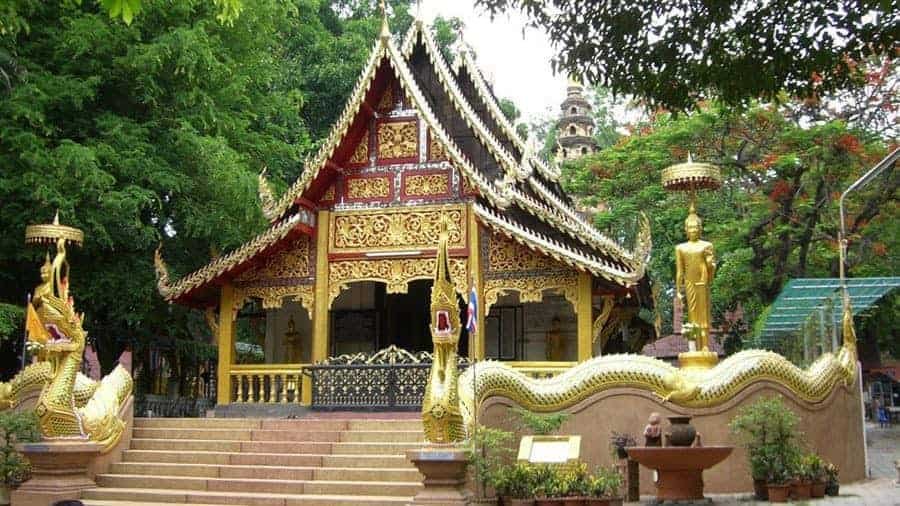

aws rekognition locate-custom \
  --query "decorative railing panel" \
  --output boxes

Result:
[136,394,214,418]
[229,364,307,404]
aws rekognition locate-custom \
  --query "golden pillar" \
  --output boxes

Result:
[467,206,485,360]
[305,209,331,404]
[216,283,236,405]
[576,271,593,362]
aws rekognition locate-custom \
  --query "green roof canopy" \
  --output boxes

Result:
[759,277,899,343]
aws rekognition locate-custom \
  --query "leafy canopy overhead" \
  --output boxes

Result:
[474,0,898,111]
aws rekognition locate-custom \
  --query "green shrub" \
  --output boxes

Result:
[729,396,804,484]
[0,410,40,486]
[512,407,569,435]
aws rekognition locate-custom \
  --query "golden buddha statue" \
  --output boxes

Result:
[675,205,716,351]
[33,253,53,306]
[283,315,302,363]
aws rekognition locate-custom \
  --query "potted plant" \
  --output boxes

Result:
[729,396,803,502]
[464,424,515,502]
[608,432,636,460]
[588,466,623,506]
[803,453,827,498]
[765,461,793,504]
[496,462,535,506]
[791,457,812,499]
[0,410,41,505]
[532,464,565,506]
[824,461,840,496]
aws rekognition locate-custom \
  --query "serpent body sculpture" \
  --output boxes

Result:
[457,308,858,438]
[0,232,133,453]
[421,216,465,443]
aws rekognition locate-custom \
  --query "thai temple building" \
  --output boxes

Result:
[556,77,597,161]
[156,18,651,407]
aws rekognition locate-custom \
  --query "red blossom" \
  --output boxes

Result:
[769,179,792,202]
[835,134,861,154]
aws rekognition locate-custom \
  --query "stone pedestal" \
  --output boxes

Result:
[616,458,640,502]
[626,446,732,502]
[407,445,470,505]
[11,440,102,506]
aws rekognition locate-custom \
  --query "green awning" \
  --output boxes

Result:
[758,277,899,343]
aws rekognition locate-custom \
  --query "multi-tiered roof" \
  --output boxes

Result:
[156,17,651,307]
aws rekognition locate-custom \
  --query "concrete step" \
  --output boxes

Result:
[338,430,423,443]
[122,449,413,468]
[110,462,421,482]
[134,428,357,443]
[133,418,422,432]
[82,488,407,506]
[130,439,332,454]
[95,474,422,497]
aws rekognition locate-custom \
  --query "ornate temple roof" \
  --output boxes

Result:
[156,17,650,306]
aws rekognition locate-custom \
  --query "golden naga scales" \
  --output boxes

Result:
[0,213,133,453]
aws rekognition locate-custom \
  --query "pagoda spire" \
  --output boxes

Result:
[379,0,391,40]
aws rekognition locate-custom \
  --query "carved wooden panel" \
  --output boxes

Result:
[330,205,467,254]
[235,238,312,282]
[345,176,391,201]
[487,234,565,272]
[377,121,417,160]
[329,257,468,304]
[349,129,369,165]
[403,172,450,198]
[428,129,447,161]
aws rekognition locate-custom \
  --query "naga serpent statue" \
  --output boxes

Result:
[421,215,465,443]
[0,215,133,453]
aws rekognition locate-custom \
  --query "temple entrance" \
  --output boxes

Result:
[330,280,469,357]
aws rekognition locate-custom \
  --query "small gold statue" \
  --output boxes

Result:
[544,316,565,361]
[675,204,716,351]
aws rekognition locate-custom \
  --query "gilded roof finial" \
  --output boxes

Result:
[379,0,390,40]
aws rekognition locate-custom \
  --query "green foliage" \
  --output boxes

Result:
[464,425,515,495]
[475,0,896,112]
[559,104,897,347]
[0,0,416,373]
[0,410,40,486]
[512,406,568,435]
[0,304,23,343]
[430,15,462,63]
[729,396,804,484]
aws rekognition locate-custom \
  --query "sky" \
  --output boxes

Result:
[418,0,568,125]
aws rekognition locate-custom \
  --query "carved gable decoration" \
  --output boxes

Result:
[349,129,369,165]
[486,233,568,273]
[403,171,450,198]
[377,121,418,160]
[428,129,446,161]
[345,176,392,201]
[330,205,466,254]
[235,237,313,283]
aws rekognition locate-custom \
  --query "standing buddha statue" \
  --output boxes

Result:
[675,204,716,352]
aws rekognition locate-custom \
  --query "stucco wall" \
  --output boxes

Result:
[479,378,865,494]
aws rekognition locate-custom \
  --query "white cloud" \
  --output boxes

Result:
[418,0,567,124]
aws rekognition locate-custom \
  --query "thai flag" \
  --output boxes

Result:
[466,286,477,334]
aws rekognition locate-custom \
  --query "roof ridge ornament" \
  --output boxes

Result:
[379,0,390,40]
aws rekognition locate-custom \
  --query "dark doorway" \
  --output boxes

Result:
[330,280,469,356]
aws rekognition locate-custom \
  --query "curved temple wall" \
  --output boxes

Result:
[479,379,865,494]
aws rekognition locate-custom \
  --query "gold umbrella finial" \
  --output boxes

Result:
[379,0,390,39]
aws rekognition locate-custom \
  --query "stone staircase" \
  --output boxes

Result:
[81,417,425,506]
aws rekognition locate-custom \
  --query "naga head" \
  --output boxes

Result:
[430,214,461,347]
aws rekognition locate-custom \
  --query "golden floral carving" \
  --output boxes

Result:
[330,205,466,253]
[235,238,312,282]
[405,173,449,197]
[377,121,418,159]
[329,258,467,303]
[346,177,391,200]
[428,130,446,160]
[377,87,394,112]
[321,184,335,202]
[349,130,369,164]
[488,234,564,272]
[484,274,579,313]
[239,285,315,313]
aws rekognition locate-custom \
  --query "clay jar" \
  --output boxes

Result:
[666,416,696,446]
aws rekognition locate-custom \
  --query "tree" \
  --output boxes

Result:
[560,104,897,339]
[0,0,414,372]
[474,0,899,112]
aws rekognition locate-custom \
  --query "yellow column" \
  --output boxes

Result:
[577,271,593,362]
[216,283,236,405]
[467,206,485,360]
[304,209,330,404]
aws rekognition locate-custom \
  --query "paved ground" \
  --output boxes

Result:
[629,423,899,505]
